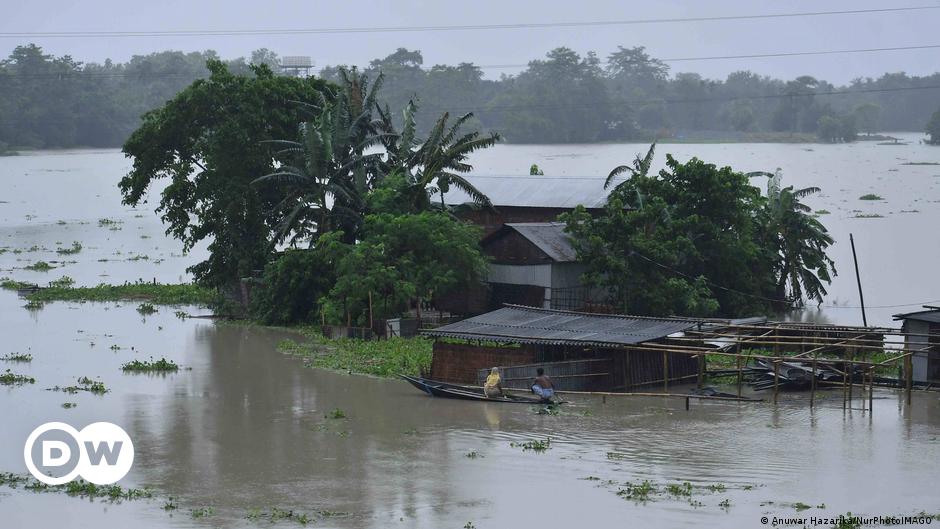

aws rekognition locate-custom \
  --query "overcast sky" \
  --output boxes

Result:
[2,0,938,84]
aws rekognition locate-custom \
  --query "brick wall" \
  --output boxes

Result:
[429,342,536,384]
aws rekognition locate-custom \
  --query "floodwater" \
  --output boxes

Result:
[1,139,940,528]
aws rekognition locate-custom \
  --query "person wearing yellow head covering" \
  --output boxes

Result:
[484,367,503,398]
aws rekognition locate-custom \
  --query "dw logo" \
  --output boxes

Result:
[23,422,134,485]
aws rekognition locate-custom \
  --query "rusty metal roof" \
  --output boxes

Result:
[502,222,577,262]
[422,305,701,347]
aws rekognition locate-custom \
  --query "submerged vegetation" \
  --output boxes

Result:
[0,473,152,501]
[121,357,179,372]
[0,352,32,362]
[0,369,35,385]
[510,438,552,453]
[27,281,214,305]
[49,376,108,395]
[278,333,432,378]
[23,261,54,271]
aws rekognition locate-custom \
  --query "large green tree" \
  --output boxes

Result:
[119,60,332,288]
[320,210,486,325]
[564,152,780,317]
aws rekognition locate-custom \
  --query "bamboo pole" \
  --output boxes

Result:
[810,357,817,408]
[663,351,669,393]
[842,367,848,411]
[625,342,899,368]
[736,351,743,398]
[673,334,911,351]
[905,352,913,405]
[683,328,936,343]
[696,354,705,389]
[869,367,875,414]
[847,361,854,405]
[773,360,780,405]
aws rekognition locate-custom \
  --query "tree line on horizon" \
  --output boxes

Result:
[2,43,940,151]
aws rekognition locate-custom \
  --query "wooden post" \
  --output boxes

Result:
[847,361,854,407]
[736,353,743,398]
[842,367,848,411]
[868,367,874,414]
[904,352,913,405]
[849,233,868,327]
[696,354,705,389]
[773,359,780,405]
[810,357,817,408]
[685,396,690,411]
[663,351,669,393]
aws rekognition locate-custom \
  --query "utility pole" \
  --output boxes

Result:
[849,233,868,327]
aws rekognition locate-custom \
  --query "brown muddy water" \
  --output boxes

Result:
[1,141,940,528]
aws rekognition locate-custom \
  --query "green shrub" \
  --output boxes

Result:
[249,249,335,325]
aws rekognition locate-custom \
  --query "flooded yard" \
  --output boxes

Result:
[2,140,940,527]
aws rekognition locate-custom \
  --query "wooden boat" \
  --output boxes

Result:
[400,375,551,404]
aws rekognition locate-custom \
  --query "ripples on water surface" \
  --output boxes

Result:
[1,140,940,528]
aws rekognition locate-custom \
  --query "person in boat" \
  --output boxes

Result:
[483,367,504,398]
[531,368,555,400]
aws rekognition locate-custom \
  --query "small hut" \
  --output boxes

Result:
[422,305,702,391]
[893,306,940,383]
[480,222,601,311]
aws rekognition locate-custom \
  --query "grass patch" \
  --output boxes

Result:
[0,473,152,501]
[28,281,214,306]
[278,332,432,378]
[1,352,32,362]
[859,194,883,200]
[121,357,179,372]
[325,408,347,419]
[50,376,108,395]
[617,480,656,502]
[0,278,33,290]
[55,242,82,255]
[24,261,54,271]
[136,302,157,315]
[853,213,884,218]
[510,438,552,453]
[814,209,830,215]
[0,369,35,385]
[48,276,75,288]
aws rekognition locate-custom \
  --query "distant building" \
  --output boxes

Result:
[480,222,601,311]
[280,56,314,77]
[893,306,940,383]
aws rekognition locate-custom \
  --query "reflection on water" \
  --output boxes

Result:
[2,141,940,527]
[2,299,940,528]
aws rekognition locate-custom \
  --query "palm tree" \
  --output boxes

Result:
[604,142,656,209]
[381,100,499,211]
[757,169,836,306]
[254,68,393,245]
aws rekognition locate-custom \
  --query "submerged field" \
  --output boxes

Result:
[2,138,940,528]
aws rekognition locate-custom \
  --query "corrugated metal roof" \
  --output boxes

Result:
[433,175,610,208]
[422,305,700,347]
[503,222,577,262]
[893,308,940,324]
